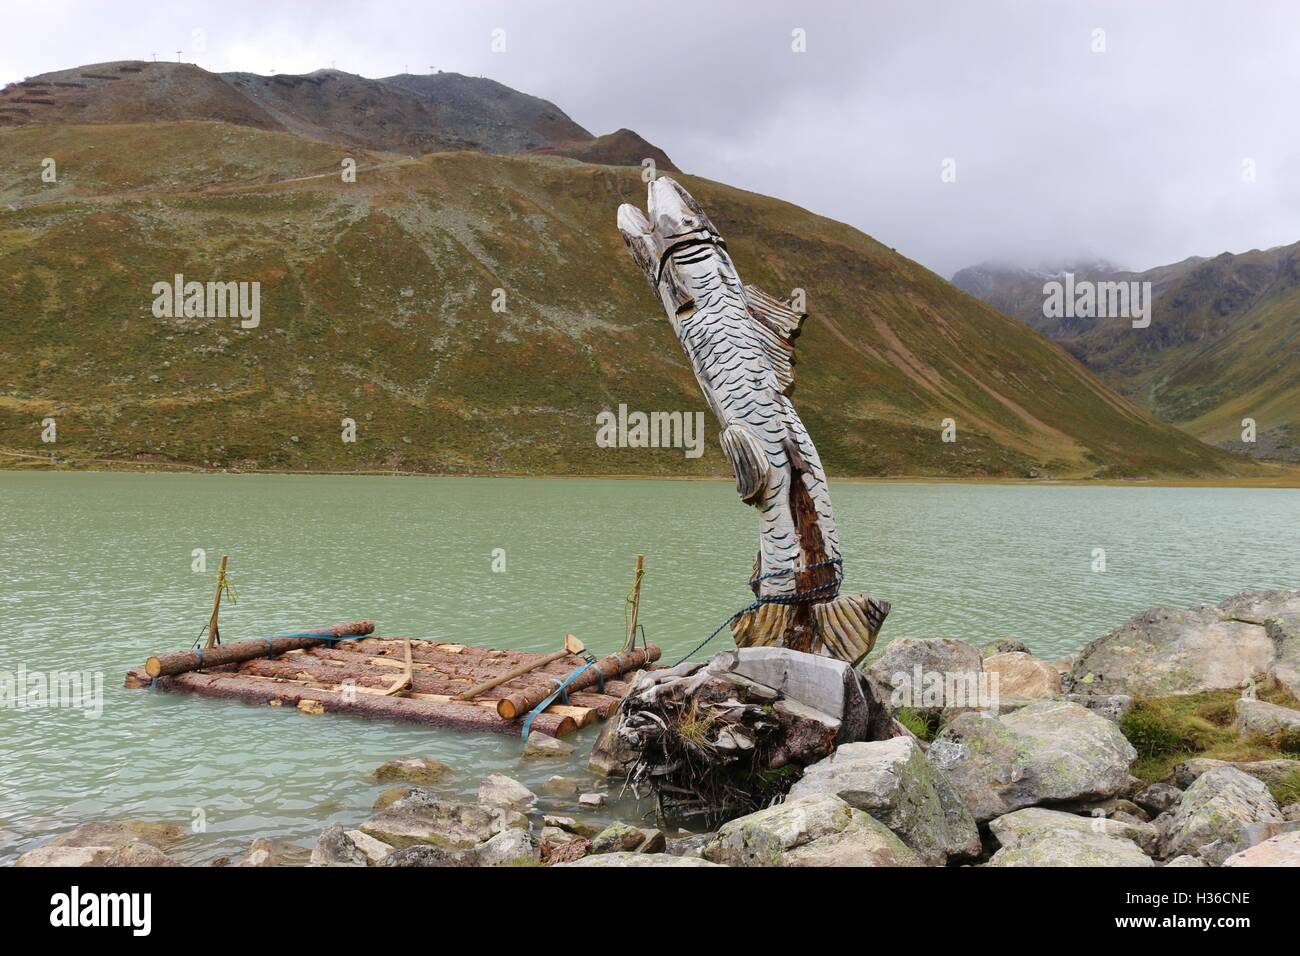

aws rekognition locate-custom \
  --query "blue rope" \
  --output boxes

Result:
[520,659,599,740]
[671,557,843,666]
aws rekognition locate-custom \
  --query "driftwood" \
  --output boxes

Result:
[144,620,375,677]
[617,179,889,663]
[611,648,899,825]
[496,645,662,719]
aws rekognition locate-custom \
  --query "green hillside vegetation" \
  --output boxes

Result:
[0,121,1268,479]
[954,246,1300,462]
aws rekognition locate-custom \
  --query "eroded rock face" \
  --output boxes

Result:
[1157,767,1283,863]
[989,807,1158,856]
[926,701,1137,823]
[787,737,979,864]
[702,795,923,867]
[982,652,1061,700]
[1069,593,1291,697]
[1223,830,1300,866]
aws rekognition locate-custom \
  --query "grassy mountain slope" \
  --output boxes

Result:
[953,246,1300,460]
[0,121,1260,479]
[0,61,669,164]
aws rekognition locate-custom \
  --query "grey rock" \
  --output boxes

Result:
[702,794,923,867]
[381,845,475,867]
[477,774,537,811]
[1063,692,1134,723]
[1157,767,1283,863]
[16,845,112,867]
[989,806,1159,856]
[1170,758,1300,790]
[522,731,575,759]
[100,841,178,867]
[557,851,724,867]
[926,700,1137,822]
[311,826,368,867]
[589,822,646,854]
[1266,615,1300,698]
[1234,697,1300,737]
[988,827,1152,867]
[867,638,985,718]
[370,756,456,785]
[1223,830,1300,866]
[981,638,1030,656]
[1069,596,1281,697]
[344,829,394,864]
[637,828,667,853]
[1134,783,1184,817]
[1283,803,1300,823]
[538,775,582,798]
[787,736,980,864]
[47,819,185,851]
[473,827,540,866]
[578,792,606,809]
[360,793,524,850]
[1164,854,1207,867]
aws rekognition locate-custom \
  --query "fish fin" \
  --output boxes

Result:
[720,424,769,504]
[744,284,806,395]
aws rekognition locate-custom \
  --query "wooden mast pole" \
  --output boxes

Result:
[206,554,229,648]
[625,554,644,651]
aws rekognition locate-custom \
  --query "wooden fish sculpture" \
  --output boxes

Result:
[617,177,889,664]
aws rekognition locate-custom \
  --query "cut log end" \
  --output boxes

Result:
[144,656,163,678]
[731,593,890,666]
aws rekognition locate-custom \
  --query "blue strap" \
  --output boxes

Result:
[264,638,275,658]
[520,660,598,740]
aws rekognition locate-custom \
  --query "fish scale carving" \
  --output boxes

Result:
[617,177,888,663]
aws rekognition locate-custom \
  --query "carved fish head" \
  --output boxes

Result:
[618,177,737,322]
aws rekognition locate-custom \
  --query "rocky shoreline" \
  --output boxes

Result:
[14,589,1300,868]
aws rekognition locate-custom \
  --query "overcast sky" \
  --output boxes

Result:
[4,0,1298,277]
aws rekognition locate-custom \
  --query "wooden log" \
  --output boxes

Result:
[235,656,623,718]
[306,646,588,684]
[144,620,374,677]
[497,645,661,719]
[454,634,584,700]
[154,670,578,736]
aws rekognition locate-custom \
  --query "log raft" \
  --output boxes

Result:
[127,632,659,738]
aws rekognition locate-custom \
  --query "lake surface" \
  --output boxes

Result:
[2,472,1298,863]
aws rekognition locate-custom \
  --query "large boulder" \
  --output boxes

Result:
[988,828,1153,867]
[989,806,1158,855]
[16,845,112,867]
[1069,593,1292,697]
[1170,757,1300,790]
[359,792,524,850]
[47,820,185,851]
[101,842,178,867]
[786,737,979,864]
[867,638,986,717]
[557,852,724,867]
[926,700,1137,822]
[702,795,923,867]
[1266,616,1300,698]
[1223,830,1300,866]
[1234,698,1300,737]
[982,652,1061,700]
[1157,767,1283,863]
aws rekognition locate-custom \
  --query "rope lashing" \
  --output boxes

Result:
[671,556,843,666]
[520,657,601,740]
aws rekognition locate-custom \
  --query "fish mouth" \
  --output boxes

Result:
[646,177,725,280]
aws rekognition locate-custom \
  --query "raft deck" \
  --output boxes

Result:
[125,636,654,737]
